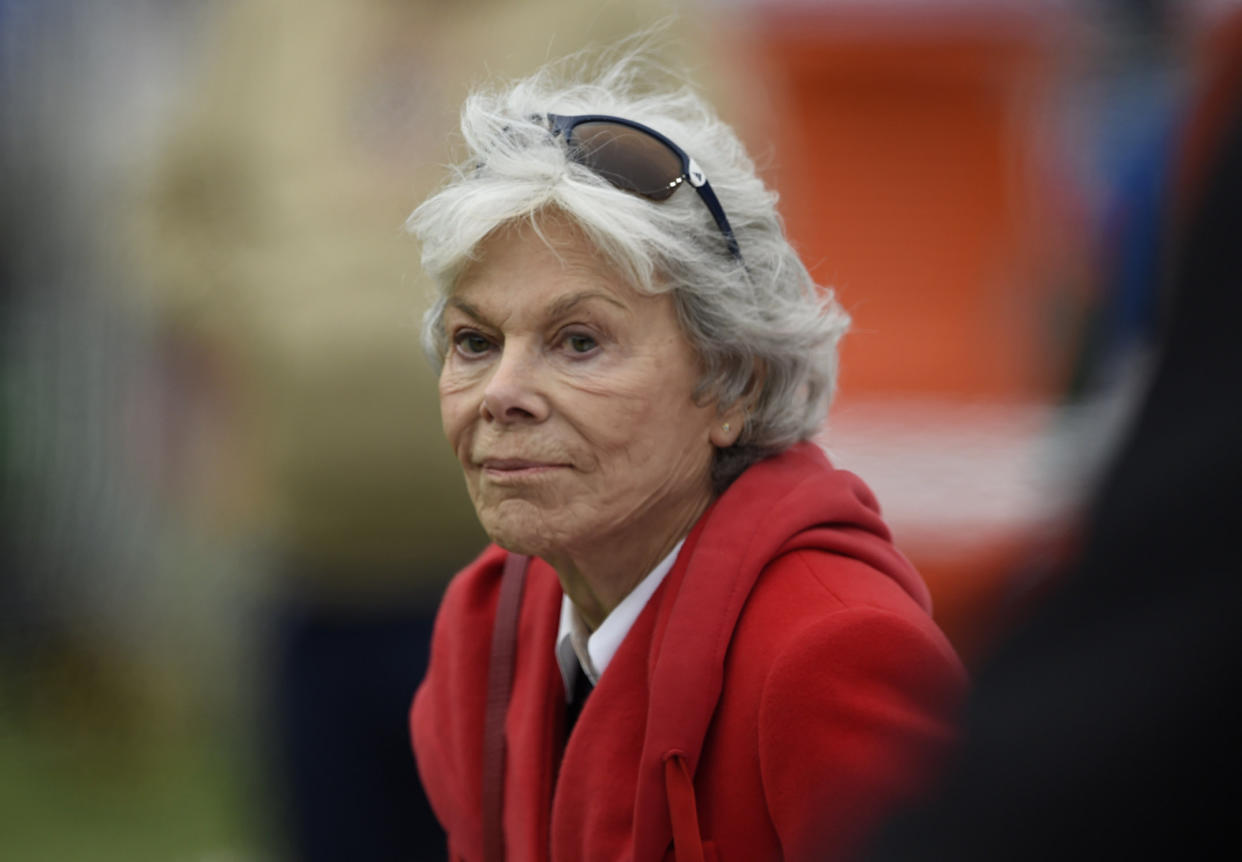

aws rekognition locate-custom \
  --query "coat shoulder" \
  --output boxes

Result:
[728,548,965,698]
[735,550,967,859]
[409,544,508,853]
[747,549,953,645]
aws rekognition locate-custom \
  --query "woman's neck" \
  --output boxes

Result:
[547,493,709,631]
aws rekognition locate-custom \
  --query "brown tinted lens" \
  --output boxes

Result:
[569,122,684,201]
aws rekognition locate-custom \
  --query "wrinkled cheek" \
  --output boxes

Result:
[600,433,657,473]
[462,471,491,517]
[439,403,473,463]
[438,370,481,430]
[579,420,640,464]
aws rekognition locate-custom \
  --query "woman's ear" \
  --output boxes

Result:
[709,360,764,448]
[709,402,746,448]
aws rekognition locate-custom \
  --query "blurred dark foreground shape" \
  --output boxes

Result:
[864,8,1242,859]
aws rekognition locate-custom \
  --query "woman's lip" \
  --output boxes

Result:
[479,458,569,472]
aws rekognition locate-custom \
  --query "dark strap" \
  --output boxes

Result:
[482,553,529,862]
[564,662,594,741]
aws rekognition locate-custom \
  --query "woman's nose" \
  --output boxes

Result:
[479,344,549,424]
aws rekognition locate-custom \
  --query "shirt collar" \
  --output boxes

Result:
[555,539,684,698]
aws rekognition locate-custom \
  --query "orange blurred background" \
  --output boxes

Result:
[728,6,1090,665]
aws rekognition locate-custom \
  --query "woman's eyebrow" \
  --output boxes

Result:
[446,296,489,323]
[546,290,628,319]
[446,290,627,327]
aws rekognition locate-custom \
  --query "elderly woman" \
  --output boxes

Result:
[408,54,966,862]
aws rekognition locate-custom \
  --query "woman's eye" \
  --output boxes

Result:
[454,332,493,356]
[564,333,598,354]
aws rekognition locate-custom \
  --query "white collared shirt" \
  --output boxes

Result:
[554,539,684,700]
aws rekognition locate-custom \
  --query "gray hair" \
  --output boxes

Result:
[407,49,849,490]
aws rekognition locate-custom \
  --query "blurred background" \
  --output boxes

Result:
[1,0,1236,859]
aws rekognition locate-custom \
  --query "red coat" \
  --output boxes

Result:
[412,442,966,861]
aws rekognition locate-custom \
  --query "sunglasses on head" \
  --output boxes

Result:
[546,113,742,261]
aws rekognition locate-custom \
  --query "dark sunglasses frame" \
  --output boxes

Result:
[546,113,743,261]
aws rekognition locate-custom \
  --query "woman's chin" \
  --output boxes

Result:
[477,505,563,560]
[488,531,544,557]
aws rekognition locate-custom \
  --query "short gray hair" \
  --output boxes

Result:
[407,49,849,490]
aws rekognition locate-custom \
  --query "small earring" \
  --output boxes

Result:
[722,423,731,433]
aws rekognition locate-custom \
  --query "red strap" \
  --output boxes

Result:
[663,750,706,862]
[482,553,529,862]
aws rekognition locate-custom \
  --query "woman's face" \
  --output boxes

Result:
[438,217,728,571]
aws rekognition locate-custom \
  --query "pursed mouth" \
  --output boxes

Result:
[477,458,571,472]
